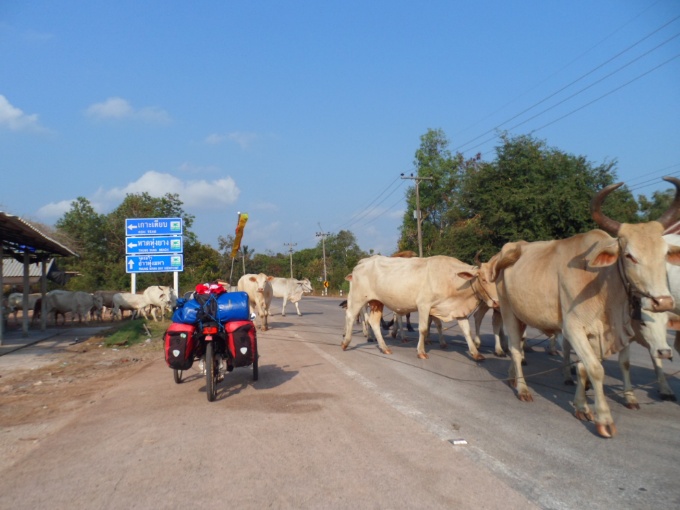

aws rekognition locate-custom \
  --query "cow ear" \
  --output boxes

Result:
[345,274,353,281]
[588,240,619,268]
[456,270,476,281]
[249,276,257,282]
[666,243,680,266]
[267,276,274,281]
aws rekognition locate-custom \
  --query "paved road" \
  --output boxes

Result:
[0,300,536,510]
[2,296,680,509]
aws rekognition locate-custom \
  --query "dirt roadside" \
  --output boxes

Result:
[0,329,162,472]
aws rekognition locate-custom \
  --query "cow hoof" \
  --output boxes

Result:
[341,344,349,351]
[625,402,641,410]
[440,344,448,350]
[595,423,617,438]
[518,393,533,402]
[401,339,409,344]
[367,338,376,343]
[574,410,594,422]
[547,350,558,356]
[564,379,575,386]
[383,348,393,355]
[521,359,527,366]
[660,393,677,401]
[471,353,485,361]
[417,352,429,359]
[495,351,507,358]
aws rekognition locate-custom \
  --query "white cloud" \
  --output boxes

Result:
[85,97,171,123]
[0,94,44,131]
[205,131,258,149]
[96,170,240,209]
[35,199,73,218]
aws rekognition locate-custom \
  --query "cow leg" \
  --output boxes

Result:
[432,317,445,349]
[651,352,676,401]
[457,317,484,361]
[472,303,488,350]
[618,345,640,409]
[492,309,507,356]
[259,301,269,331]
[561,335,575,385]
[391,315,407,342]
[415,312,430,359]
[547,334,559,356]
[569,331,616,438]
[502,311,532,401]
[343,298,367,350]
[361,306,370,338]
[365,302,392,355]
[281,296,287,317]
[294,301,302,316]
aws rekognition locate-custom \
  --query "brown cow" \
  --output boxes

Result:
[490,177,680,438]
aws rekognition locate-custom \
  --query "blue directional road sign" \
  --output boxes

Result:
[125,236,183,254]
[125,217,183,236]
[126,254,184,273]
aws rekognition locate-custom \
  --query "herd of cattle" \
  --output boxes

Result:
[4,276,315,330]
[341,177,680,438]
[5,178,680,439]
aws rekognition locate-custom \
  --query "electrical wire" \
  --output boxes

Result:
[454,14,680,153]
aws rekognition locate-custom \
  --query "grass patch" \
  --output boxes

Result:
[102,319,171,348]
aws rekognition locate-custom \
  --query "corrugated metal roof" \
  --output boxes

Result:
[0,211,78,261]
[1,258,55,278]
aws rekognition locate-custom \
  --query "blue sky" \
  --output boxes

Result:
[1,1,679,257]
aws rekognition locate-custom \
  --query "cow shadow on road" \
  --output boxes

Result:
[470,331,680,413]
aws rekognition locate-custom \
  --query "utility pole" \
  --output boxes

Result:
[284,242,297,278]
[316,227,331,296]
[401,173,433,257]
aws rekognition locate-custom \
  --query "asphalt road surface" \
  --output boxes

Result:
[2,296,680,509]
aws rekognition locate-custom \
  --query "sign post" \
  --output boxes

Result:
[125,217,184,294]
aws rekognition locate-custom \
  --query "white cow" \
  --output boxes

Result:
[342,255,499,360]
[44,290,104,325]
[7,292,41,323]
[270,277,313,316]
[580,232,680,407]
[93,290,123,320]
[238,273,273,331]
[142,285,177,321]
[490,179,680,437]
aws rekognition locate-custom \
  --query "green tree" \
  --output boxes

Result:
[451,133,636,261]
[398,128,465,255]
[55,197,109,290]
[638,188,674,222]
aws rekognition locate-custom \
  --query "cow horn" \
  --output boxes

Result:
[474,250,482,267]
[591,182,624,235]
[655,176,680,229]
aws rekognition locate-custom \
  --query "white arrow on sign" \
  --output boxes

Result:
[127,259,135,270]
[127,225,138,231]
[127,242,138,249]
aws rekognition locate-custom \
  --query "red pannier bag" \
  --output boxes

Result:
[164,323,197,370]
[225,320,257,368]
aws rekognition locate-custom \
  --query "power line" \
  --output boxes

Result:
[451,1,666,140]
[333,177,405,231]
[464,51,680,156]
[454,13,680,153]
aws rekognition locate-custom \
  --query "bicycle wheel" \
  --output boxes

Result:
[206,342,216,402]
[173,369,183,384]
